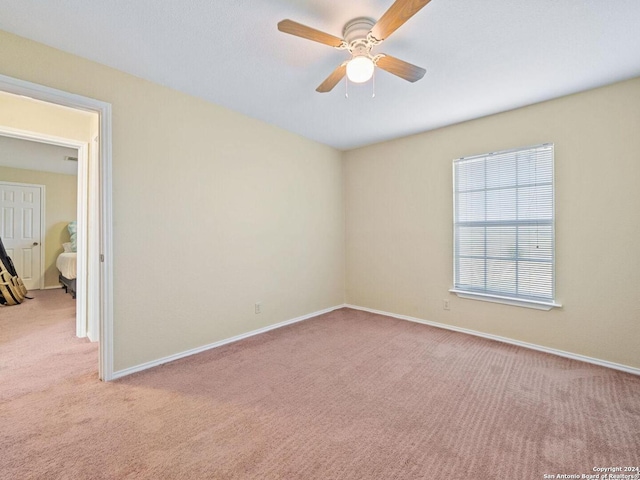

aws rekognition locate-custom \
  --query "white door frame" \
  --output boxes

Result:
[0,73,114,381]
[0,180,46,290]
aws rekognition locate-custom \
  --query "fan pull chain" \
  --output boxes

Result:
[372,69,376,98]
[345,76,349,99]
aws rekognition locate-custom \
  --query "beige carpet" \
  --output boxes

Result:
[2,290,639,479]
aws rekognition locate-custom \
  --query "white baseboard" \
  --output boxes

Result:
[111,304,347,380]
[43,285,64,290]
[111,303,640,381]
[345,304,640,376]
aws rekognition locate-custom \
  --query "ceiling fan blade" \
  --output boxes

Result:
[316,64,347,93]
[376,55,426,82]
[370,0,433,42]
[278,19,344,48]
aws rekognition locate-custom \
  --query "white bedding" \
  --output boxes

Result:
[56,252,77,280]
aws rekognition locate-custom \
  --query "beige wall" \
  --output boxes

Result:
[0,166,77,287]
[344,77,640,369]
[0,30,345,371]
[0,90,94,141]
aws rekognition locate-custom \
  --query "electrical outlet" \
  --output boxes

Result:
[443,299,451,310]
[255,302,262,314]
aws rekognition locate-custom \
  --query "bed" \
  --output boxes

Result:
[56,252,77,298]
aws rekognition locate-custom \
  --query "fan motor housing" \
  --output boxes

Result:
[342,17,375,44]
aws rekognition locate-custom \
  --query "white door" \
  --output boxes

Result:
[0,182,43,290]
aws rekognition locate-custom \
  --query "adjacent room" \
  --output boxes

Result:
[0,136,78,293]
[1,1,639,478]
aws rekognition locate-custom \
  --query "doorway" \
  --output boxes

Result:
[0,127,91,342]
[0,74,113,380]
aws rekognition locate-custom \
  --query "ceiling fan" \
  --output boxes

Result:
[277,0,432,93]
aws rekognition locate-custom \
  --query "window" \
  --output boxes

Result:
[451,144,560,310]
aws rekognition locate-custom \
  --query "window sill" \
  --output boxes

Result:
[449,289,562,311]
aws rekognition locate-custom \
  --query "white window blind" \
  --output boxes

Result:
[453,144,556,307]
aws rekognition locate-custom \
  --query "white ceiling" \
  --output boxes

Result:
[1,0,639,150]
[0,135,78,175]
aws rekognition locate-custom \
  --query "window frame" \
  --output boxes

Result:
[450,143,561,311]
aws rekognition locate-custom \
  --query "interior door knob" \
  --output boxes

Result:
[33,242,39,246]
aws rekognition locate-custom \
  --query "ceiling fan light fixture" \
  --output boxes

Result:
[346,55,374,83]
[278,0,431,93]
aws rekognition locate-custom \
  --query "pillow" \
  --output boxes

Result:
[62,242,73,253]
[67,221,77,253]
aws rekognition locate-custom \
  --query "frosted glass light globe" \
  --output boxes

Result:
[346,56,374,83]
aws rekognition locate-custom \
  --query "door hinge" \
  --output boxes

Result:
[100,254,105,262]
